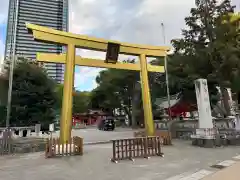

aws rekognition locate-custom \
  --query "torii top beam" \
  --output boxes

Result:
[26,23,170,73]
[26,23,170,57]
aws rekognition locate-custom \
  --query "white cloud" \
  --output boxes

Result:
[0,38,5,73]
[0,0,8,24]
[112,0,195,46]
[69,0,117,35]
[70,0,194,90]
[71,0,240,90]
[69,0,119,90]
[0,15,7,25]
[0,0,239,89]
[77,49,106,59]
[74,66,100,90]
[0,0,8,72]
[74,49,106,90]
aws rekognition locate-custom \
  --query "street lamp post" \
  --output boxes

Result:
[161,23,172,121]
[6,0,19,129]
[6,56,16,128]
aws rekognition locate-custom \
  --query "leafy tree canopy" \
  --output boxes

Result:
[9,58,58,127]
[90,0,240,119]
[73,91,91,114]
[168,0,240,108]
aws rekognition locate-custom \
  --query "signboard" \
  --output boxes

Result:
[105,42,120,64]
[195,79,213,129]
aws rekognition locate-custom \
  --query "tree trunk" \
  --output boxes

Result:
[127,96,132,126]
[131,97,137,128]
[139,109,145,128]
[131,82,140,128]
[123,106,131,126]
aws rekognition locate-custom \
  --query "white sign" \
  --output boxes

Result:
[195,79,213,129]
[49,123,55,132]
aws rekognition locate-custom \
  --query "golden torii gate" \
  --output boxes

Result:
[26,23,170,143]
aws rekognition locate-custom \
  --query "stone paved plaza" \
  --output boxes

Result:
[0,139,239,180]
[31,127,134,144]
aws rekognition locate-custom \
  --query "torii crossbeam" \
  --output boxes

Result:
[26,23,170,143]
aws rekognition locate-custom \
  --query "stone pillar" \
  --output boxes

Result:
[235,114,240,131]
[192,79,215,148]
[227,88,235,115]
[27,129,31,136]
[35,124,41,137]
[2,129,12,139]
[195,79,213,129]
[19,130,23,137]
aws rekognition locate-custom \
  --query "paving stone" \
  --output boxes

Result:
[0,140,239,180]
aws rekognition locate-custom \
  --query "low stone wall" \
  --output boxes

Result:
[0,137,47,155]
[72,124,86,129]
[0,127,34,138]
[133,130,172,145]
[192,136,240,148]
[12,140,47,154]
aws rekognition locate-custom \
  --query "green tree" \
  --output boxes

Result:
[90,59,140,125]
[54,83,91,114]
[73,91,91,114]
[9,58,58,127]
[90,59,162,126]
[55,83,64,110]
[169,0,239,114]
[0,74,8,126]
[0,74,8,106]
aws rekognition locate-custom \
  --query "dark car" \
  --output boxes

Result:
[98,117,115,131]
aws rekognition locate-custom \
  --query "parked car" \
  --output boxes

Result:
[98,117,115,131]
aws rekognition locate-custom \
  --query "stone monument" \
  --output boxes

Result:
[35,124,41,136]
[191,79,216,147]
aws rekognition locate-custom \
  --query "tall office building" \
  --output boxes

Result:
[4,0,69,83]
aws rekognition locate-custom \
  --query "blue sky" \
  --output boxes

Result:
[0,24,6,42]
[0,21,97,91]
[75,66,94,91]
[0,0,239,91]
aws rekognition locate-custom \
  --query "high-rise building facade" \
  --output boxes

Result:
[4,0,69,83]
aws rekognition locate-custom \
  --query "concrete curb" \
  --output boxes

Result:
[84,140,112,145]
[202,160,240,180]
[165,155,240,180]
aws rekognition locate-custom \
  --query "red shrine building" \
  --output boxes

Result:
[72,110,108,127]
[155,93,197,118]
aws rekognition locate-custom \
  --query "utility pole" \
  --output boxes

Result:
[6,0,19,128]
[161,23,172,121]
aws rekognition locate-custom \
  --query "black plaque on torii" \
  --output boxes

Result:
[105,42,120,64]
